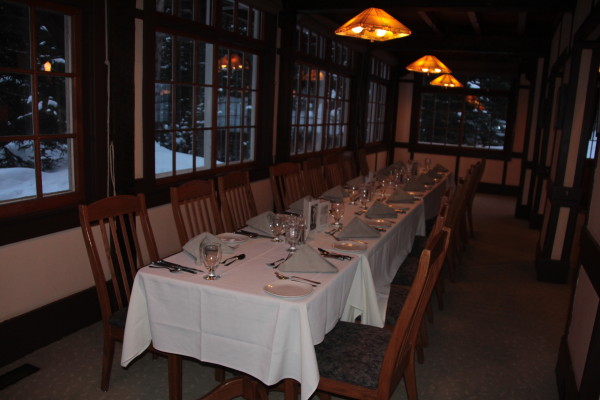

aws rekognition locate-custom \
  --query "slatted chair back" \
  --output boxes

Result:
[217,170,258,232]
[78,194,159,390]
[357,148,370,176]
[341,150,358,181]
[170,179,224,246]
[302,157,328,198]
[269,162,307,212]
[322,153,345,189]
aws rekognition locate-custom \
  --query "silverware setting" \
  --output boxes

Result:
[221,254,246,265]
[325,228,342,241]
[235,229,275,239]
[274,271,319,287]
[150,260,203,274]
[318,248,352,261]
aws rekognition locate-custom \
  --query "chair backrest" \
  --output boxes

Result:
[356,148,370,176]
[378,228,451,397]
[79,194,159,325]
[322,153,345,188]
[217,170,258,232]
[302,157,328,198]
[170,179,224,246]
[341,150,358,181]
[269,162,307,212]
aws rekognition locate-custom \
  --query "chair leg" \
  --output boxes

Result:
[101,335,115,391]
[215,366,226,382]
[434,278,445,310]
[425,301,434,323]
[404,353,418,400]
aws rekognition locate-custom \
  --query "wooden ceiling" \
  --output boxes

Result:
[282,0,575,66]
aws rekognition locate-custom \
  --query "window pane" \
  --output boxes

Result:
[177,37,194,82]
[197,41,213,85]
[196,86,212,128]
[175,130,193,174]
[155,132,173,177]
[156,0,173,14]
[0,140,35,202]
[237,3,248,36]
[41,138,72,195]
[0,1,30,69]
[0,73,33,136]
[37,76,70,135]
[221,0,234,32]
[36,9,70,73]
[156,32,172,81]
[194,130,208,170]
[178,0,193,20]
[155,83,172,129]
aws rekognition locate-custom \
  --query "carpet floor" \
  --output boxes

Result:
[0,193,572,400]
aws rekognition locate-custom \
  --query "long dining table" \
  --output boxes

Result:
[121,174,449,400]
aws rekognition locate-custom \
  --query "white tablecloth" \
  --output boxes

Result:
[121,187,437,400]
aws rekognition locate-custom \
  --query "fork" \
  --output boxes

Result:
[274,271,317,287]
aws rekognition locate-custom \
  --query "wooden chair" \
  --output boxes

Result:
[341,150,358,181]
[357,148,370,177]
[78,194,159,391]
[314,228,450,400]
[217,170,258,232]
[302,157,328,198]
[269,162,307,212]
[322,153,345,188]
[170,179,224,246]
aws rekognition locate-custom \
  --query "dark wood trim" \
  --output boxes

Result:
[535,245,570,283]
[580,228,600,295]
[556,335,579,400]
[0,286,100,368]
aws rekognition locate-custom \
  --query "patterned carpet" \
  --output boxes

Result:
[0,194,572,400]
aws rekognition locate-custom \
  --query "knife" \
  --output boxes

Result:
[317,248,352,260]
[235,229,275,239]
[155,259,204,273]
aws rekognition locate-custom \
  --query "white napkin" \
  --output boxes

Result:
[387,189,415,204]
[289,195,313,213]
[365,201,398,219]
[404,180,427,192]
[278,245,338,273]
[338,217,380,239]
[183,232,235,265]
[321,185,347,202]
[246,211,275,236]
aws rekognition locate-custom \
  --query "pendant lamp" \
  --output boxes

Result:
[406,55,451,74]
[429,74,463,88]
[335,8,411,42]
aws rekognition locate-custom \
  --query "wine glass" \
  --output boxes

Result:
[285,216,301,252]
[348,186,359,205]
[269,213,284,242]
[329,202,344,227]
[359,188,370,210]
[202,243,222,280]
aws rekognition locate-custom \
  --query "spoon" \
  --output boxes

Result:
[224,254,246,266]
[274,271,316,287]
[266,257,285,267]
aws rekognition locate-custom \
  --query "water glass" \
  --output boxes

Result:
[285,216,301,252]
[202,243,222,280]
[330,202,345,227]
[269,213,285,242]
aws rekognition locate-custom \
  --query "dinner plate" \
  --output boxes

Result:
[365,219,393,227]
[332,241,368,252]
[217,233,249,245]
[263,281,313,298]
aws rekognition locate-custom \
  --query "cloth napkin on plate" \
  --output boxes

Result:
[431,163,449,173]
[346,175,364,186]
[183,232,236,265]
[338,217,380,239]
[403,180,427,192]
[416,174,435,185]
[278,245,338,273]
[387,189,415,203]
[288,195,313,213]
[320,185,347,202]
[365,201,398,219]
[245,211,275,236]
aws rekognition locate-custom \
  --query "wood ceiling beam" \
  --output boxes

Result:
[418,11,442,34]
[467,11,481,35]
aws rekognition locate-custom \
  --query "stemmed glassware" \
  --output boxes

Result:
[285,215,301,252]
[348,186,359,205]
[269,213,285,242]
[359,188,370,210]
[329,201,345,227]
[202,242,222,280]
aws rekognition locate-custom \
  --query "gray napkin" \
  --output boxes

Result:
[289,195,313,213]
[183,232,235,265]
[432,163,449,173]
[246,211,275,236]
[403,180,427,192]
[365,201,398,219]
[321,185,347,202]
[416,174,435,185]
[338,217,380,239]
[346,175,364,186]
[387,189,415,203]
[278,245,338,273]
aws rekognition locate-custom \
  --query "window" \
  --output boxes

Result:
[417,74,512,150]
[0,0,81,215]
[153,0,263,178]
[289,26,353,156]
[365,58,391,144]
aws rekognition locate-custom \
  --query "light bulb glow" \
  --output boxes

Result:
[351,26,363,34]
[43,61,52,72]
[375,29,387,37]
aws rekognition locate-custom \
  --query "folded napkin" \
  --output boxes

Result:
[338,217,380,239]
[365,201,398,219]
[289,195,313,213]
[346,175,364,186]
[426,169,443,179]
[321,185,347,202]
[431,163,449,173]
[246,211,275,236]
[387,189,415,204]
[403,180,427,192]
[278,245,338,273]
[183,232,235,265]
[416,174,435,185]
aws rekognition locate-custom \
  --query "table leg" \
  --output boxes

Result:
[198,375,267,400]
[168,354,182,400]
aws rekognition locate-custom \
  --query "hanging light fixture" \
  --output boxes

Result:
[335,8,411,42]
[406,55,451,74]
[430,74,463,88]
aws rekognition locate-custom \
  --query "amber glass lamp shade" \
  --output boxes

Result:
[430,74,463,88]
[406,55,451,74]
[335,8,411,42]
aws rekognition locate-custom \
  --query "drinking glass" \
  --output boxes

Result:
[285,216,301,252]
[424,157,432,172]
[348,186,359,205]
[359,188,370,210]
[269,213,284,242]
[202,243,222,280]
[329,202,345,227]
